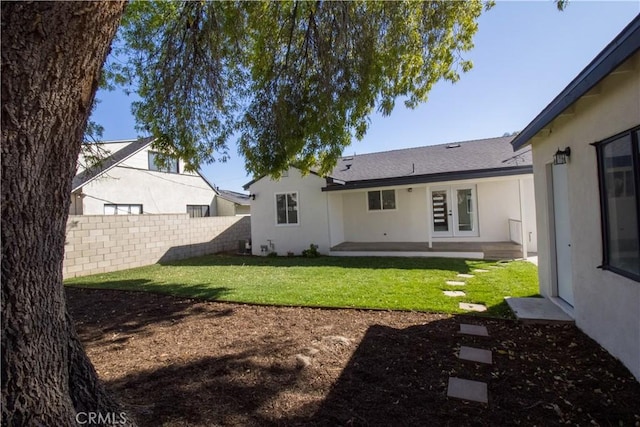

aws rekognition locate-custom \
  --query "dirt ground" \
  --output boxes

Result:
[66,287,640,427]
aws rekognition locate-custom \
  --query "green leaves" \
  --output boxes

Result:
[108,0,487,177]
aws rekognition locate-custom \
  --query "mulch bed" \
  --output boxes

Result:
[67,287,640,426]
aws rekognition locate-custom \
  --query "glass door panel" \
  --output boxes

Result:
[456,188,473,232]
[431,189,451,235]
[452,185,478,237]
[431,186,478,237]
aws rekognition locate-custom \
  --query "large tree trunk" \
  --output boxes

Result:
[1,2,128,425]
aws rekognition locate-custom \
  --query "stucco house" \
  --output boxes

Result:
[245,135,536,259]
[70,137,250,217]
[216,189,251,216]
[510,15,639,380]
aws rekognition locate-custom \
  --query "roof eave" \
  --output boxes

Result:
[511,14,640,151]
[72,137,155,192]
[321,166,533,192]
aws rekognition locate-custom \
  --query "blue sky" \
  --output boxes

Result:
[91,1,639,193]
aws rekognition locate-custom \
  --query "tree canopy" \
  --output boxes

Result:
[107,0,490,178]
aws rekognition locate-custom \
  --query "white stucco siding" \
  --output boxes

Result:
[338,176,535,246]
[327,192,345,246]
[216,198,238,217]
[530,54,639,379]
[79,166,217,215]
[248,168,330,255]
[119,147,198,176]
[341,186,429,242]
[475,176,537,251]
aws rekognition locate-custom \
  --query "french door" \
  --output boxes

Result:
[430,185,478,237]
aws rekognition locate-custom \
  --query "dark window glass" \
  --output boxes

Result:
[276,193,299,224]
[368,191,381,210]
[187,205,210,218]
[368,190,395,210]
[382,190,396,210]
[148,151,179,173]
[597,127,640,280]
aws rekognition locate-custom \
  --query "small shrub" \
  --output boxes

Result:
[302,244,320,258]
[287,251,295,257]
[267,251,278,257]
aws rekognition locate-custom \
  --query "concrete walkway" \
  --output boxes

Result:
[506,297,573,324]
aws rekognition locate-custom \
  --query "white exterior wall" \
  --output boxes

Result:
[341,185,429,242]
[328,192,345,246]
[249,171,537,255]
[248,168,330,255]
[339,176,536,250]
[217,198,238,217]
[530,54,639,379]
[80,168,217,215]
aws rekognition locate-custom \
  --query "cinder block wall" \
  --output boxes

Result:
[63,214,250,278]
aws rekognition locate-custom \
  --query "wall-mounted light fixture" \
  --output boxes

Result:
[250,194,256,200]
[407,187,413,193]
[553,147,571,165]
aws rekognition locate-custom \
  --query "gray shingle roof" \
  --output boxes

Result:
[72,137,155,192]
[217,189,251,205]
[326,136,531,189]
[243,135,532,191]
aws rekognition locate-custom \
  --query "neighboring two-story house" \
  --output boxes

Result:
[70,137,250,216]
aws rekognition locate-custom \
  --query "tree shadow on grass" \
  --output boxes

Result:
[158,253,485,274]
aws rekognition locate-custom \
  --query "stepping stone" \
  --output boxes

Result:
[443,290,466,297]
[457,273,474,278]
[459,346,493,364]
[459,324,489,337]
[446,281,466,286]
[473,269,489,273]
[447,377,488,403]
[459,302,487,312]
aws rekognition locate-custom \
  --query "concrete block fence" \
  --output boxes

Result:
[63,214,250,278]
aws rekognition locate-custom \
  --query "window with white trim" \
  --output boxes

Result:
[148,151,179,173]
[275,192,298,225]
[187,205,210,218]
[104,204,143,215]
[368,189,396,211]
[596,125,640,281]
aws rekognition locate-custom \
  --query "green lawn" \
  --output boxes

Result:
[64,255,540,318]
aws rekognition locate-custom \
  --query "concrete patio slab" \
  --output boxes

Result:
[446,281,466,286]
[447,377,488,403]
[459,324,489,336]
[443,291,466,297]
[459,346,492,364]
[457,274,474,278]
[459,303,487,312]
[505,297,573,324]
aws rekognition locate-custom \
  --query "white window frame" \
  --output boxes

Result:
[186,204,210,218]
[367,189,397,212]
[104,204,143,215]
[595,125,640,281]
[274,192,299,226]
[148,151,179,174]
